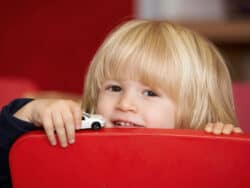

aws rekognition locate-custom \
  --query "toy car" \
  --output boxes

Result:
[81,112,105,130]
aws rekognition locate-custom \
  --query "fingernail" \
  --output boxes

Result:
[61,143,68,148]
[223,130,231,135]
[69,139,75,144]
[214,130,221,135]
[205,127,212,132]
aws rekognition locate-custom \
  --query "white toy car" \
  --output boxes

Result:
[81,112,105,130]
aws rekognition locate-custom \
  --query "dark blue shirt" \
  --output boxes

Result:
[0,99,39,188]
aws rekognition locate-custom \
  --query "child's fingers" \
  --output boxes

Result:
[52,111,68,148]
[70,103,82,130]
[204,123,213,133]
[43,115,57,146]
[233,127,243,134]
[222,124,234,135]
[212,122,224,135]
[61,110,76,144]
[205,122,242,135]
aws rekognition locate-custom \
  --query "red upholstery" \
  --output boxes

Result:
[0,77,38,109]
[10,129,250,188]
[233,82,250,132]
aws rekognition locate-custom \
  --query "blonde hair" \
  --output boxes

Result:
[82,19,237,129]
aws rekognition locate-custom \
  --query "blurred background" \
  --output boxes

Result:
[0,0,249,130]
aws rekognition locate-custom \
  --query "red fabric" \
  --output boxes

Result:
[0,77,38,109]
[10,129,250,188]
[233,82,250,132]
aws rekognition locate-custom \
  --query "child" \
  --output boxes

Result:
[0,19,243,188]
[11,19,242,147]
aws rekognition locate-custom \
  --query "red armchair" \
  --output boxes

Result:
[9,129,250,188]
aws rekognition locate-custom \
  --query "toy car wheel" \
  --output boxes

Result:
[91,122,101,130]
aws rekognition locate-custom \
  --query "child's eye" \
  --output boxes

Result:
[107,85,122,92]
[142,90,158,97]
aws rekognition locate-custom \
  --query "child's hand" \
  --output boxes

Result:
[14,99,82,147]
[204,122,243,135]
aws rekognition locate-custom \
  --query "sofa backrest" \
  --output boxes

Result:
[10,129,250,188]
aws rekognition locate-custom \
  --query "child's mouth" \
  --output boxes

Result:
[112,121,145,128]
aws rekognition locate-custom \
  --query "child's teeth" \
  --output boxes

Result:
[115,121,133,127]
[113,120,144,128]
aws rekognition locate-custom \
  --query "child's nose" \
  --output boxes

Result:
[116,92,137,112]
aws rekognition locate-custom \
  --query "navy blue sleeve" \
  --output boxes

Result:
[0,98,40,188]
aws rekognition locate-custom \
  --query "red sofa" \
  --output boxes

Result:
[9,129,250,188]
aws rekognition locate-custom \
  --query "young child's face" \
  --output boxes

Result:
[96,79,176,128]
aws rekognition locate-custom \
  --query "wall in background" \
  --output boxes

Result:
[0,0,133,93]
[136,0,228,21]
[135,0,250,81]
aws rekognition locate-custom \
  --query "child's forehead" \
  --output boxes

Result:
[104,67,164,90]
[107,69,146,83]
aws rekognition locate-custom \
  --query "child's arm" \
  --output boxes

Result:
[204,122,243,135]
[14,99,82,147]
